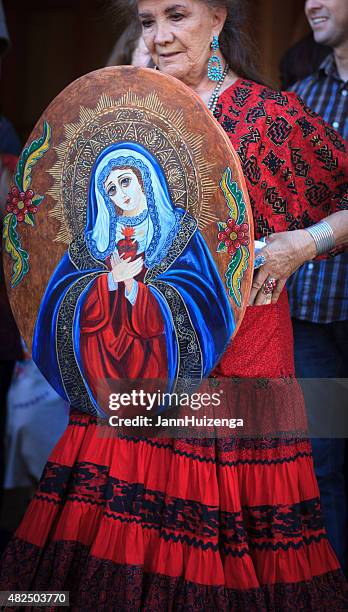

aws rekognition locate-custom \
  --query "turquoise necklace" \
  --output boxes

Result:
[207,64,229,114]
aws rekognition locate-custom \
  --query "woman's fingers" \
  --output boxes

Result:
[271,278,286,304]
[248,229,317,306]
[254,285,272,306]
[249,264,269,305]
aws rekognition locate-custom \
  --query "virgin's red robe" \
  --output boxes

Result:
[79,268,167,410]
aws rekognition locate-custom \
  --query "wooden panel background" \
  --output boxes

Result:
[1,0,309,144]
[249,0,309,84]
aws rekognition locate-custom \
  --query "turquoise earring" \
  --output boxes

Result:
[207,35,223,82]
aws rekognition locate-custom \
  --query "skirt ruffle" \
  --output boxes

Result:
[0,412,346,610]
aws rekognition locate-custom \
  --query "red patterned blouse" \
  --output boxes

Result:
[215,79,348,238]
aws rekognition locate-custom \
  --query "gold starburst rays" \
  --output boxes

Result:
[47,90,217,244]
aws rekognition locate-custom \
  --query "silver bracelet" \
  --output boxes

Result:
[305,221,335,256]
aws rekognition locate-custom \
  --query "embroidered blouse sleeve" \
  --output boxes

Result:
[285,92,348,226]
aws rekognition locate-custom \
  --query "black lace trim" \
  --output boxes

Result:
[66,414,311,466]
[0,539,347,610]
[111,435,312,466]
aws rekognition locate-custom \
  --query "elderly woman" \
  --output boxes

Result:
[1,0,348,609]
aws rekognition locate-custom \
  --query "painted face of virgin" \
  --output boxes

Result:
[105,168,145,215]
[137,0,227,85]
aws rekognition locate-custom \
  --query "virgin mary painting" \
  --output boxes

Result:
[33,143,235,416]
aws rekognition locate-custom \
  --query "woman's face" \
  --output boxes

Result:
[105,168,145,214]
[137,0,227,85]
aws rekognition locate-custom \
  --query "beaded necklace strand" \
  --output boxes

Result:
[207,64,229,114]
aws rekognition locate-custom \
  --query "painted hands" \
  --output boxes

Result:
[110,252,143,294]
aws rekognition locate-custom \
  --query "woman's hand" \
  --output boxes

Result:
[110,253,143,286]
[250,229,316,306]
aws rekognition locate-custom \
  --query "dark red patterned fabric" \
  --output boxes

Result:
[0,81,348,610]
[1,539,347,611]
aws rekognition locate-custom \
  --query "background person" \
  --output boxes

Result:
[107,19,152,67]
[279,32,330,89]
[286,0,348,571]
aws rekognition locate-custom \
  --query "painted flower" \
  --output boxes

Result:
[6,186,38,223]
[218,218,250,256]
[4,120,51,288]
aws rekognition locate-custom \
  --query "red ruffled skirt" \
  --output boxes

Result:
[0,294,347,610]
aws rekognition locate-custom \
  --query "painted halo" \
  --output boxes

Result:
[3,67,254,417]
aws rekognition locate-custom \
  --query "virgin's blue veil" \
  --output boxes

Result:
[85,142,182,268]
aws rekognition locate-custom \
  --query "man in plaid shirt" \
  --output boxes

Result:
[287,0,348,571]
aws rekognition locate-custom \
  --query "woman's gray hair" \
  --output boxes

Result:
[205,0,262,83]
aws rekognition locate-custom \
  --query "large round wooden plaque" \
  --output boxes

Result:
[3,67,254,416]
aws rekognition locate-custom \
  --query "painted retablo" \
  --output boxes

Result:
[3,67,254,416]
